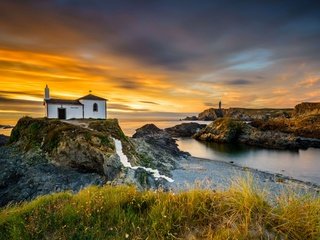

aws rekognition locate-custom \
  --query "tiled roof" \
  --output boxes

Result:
[78,94,107,101]
[45,99,82,105]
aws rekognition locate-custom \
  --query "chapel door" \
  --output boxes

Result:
[58,108,66,119]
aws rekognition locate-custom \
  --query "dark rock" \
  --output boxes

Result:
[165,122,206,137]
[181,116,198,121]
[0,146,106,206]
[132,124,163,138]
[0,117,182,206]
[198,108,222,120]
[9,117,131,177]
[194,118,245,143]
[132,124,190,176]
[133,124,185,157]
[194,118,311,150]
[0,134,9,146]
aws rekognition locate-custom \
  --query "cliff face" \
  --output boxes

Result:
[194,118,245,143]
[194,117,320,150]
[9,117,128,176]
[1,117,180,206]
[293,102,320,116]
[132,124,189,175]
[195,107,292,121]
[198,108,223,120]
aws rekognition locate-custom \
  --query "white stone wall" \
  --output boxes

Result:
[46,104,83,119]
[79,100,106,119]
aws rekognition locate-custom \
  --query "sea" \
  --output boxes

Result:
[1,118,320,185]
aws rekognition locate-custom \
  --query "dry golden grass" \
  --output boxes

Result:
[0,178,319,240]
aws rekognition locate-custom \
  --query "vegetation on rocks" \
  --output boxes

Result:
[194,118,245,143]
[251,113,320,139]
[1,117,186,206]
[0,178,319,240]
[194,102,320,149]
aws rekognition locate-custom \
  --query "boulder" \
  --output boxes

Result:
[132,124,163,138]
[132,124,183,157]
[181,116,198,121]
[132,124,189,174]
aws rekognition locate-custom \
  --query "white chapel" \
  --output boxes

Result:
[44,85,107,120]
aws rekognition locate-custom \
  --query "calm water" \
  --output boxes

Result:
[177,139,320,185]
[2,119,320,184]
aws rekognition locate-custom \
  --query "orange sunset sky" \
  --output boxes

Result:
[0,1,319,125]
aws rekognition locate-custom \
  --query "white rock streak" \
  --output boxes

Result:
[113,138,174,183]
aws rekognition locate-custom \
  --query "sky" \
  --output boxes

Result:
[0,0,319,124]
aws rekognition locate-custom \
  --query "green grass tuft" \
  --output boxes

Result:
[1,178,319,239]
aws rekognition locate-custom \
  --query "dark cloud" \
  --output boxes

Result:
[113,78,141,90]
[227,79,253,85]
[139,101,159,105]
[1,0,320,73]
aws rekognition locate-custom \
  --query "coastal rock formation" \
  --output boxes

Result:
[194,117,319,149]
[9,117,128,176]
[224,108,292,120]
[0,117,180,206]
[182,116,198,121]
[132,124,189,174]
[293,102,320,116]
[194,118,245,143]
[165,122,206,137]
[0,146,105,206]
[183,107,292,121]
[198,108,223,120]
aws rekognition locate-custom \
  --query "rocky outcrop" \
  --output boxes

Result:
[9,117,126,177]
[0,146,105,206]
[165,122,206,137]
[184,107,293,121]
[194,118,319,150]
[194,118,245,143]
[1,117,179,206]
[132,124,163,138]
[293,102,320,116]
[198,108,223,120]
[132,124,189,174]
[224,108,292,120]
[181,116,198,121]
[0,134,8,146]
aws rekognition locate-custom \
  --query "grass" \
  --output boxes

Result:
[1,178,319,240]
[250,114,320,138]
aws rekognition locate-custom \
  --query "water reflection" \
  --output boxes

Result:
[178,138,320,185]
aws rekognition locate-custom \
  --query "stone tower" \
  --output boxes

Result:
[44,84,50,100]
[219,100,222,110]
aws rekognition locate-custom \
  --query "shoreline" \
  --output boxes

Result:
[170,155,320,194]
[194,156,320,188]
